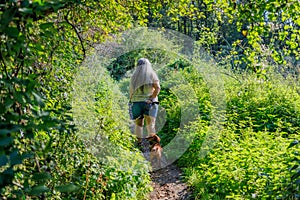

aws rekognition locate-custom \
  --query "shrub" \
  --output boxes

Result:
[181,126,295,199]
[1,64,152,200]
[159,67,300,199]
[72,64,152,199]
[226,74,300,135]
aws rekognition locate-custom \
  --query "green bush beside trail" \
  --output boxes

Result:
[158,64,300,199]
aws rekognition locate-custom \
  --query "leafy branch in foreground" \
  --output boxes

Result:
[1,0,152,199]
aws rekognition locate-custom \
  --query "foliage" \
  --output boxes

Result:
[1,63,152,199]
[157,64,300,199]
[107,47,174,81]
[146,0,300,74]
[158,62,211,146]
[0,0,153,199]
[183,127,296,199]
[2,0,300,199]
[226,71,300,135]
[100,27,181,81]
[90,26,299,199]
[72,64,152,199]
[283,140,300,199]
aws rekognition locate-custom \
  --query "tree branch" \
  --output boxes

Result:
[0,51,10,79]
[221,72,242,84]
[64,10,86,59]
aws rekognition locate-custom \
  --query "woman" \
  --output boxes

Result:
[129,58,160,145]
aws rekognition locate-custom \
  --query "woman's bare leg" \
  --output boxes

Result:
[135,117,144,143]
[145,115,156,137]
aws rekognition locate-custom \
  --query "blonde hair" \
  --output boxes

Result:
[130,58,158,98]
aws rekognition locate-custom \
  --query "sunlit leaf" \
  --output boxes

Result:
[19,8,33,14]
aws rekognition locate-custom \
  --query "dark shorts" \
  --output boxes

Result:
[132,102,158,119]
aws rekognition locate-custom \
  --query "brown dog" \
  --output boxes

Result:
[146,134,163,168]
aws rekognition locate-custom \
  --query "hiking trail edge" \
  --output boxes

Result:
[139,139,194,200]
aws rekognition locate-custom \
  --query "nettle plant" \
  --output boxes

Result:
[226,73,300,135]
[158,60,212,144]
[283,140,300,200]
[177,119,298,199]
[171,69,300,199]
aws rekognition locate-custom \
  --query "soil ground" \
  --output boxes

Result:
[139,139,194,200]
[149,164,194,200]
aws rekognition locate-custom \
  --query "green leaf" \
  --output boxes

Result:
[10,149,22,165]
[32,172,52,182]
[1,8,14,29]
[28,185,49,196]
[5,27,19,38]
[34,0,44,5]
[15,92,26,104]
[0,155,8,167]
[39,22,54,29]
[0,137,13,147]
[290,164,299,171]
[291,170,300,180]
[32,92,45,106]
[55,183,79,193]
[0,129,10,136]
[2,98,14,112]
[18,8,33,14]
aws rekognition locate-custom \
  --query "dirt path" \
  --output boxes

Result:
[139,139,194,200]
[149,164,194,200]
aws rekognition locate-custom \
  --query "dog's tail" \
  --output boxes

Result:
[146,134,160,143]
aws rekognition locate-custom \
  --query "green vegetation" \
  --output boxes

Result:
[114,41,300,199]
[171,68,300,199]
[1,0,299,199]
[0,0,152,199]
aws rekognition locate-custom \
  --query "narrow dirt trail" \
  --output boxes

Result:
[149,164,194,200]
[139,139,194,200]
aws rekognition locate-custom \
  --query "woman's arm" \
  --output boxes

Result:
[150,80,160,99]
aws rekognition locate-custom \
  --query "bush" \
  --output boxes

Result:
[1,64,152,200]
[159,67,300,199]
[72,64,152,199]
[226,72,300,135]
[181,126,295,199]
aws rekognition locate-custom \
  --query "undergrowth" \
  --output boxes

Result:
[158,64,300,199]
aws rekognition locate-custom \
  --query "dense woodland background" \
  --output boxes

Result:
[0,0,299,199]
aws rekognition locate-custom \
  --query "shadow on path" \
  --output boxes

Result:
[139,139,194,200]
[149,164,194,200]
